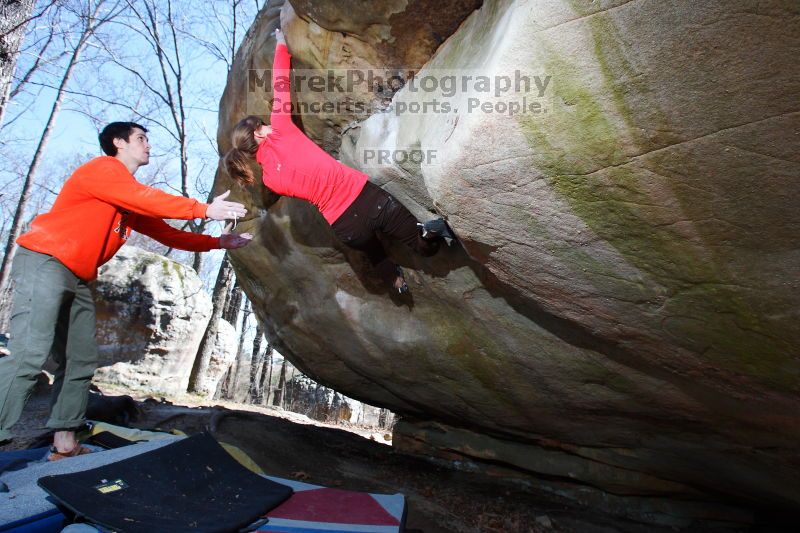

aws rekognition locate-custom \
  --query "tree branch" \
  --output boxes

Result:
[0,0,59,39]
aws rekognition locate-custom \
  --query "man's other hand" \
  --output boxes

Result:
[207,190,247,221]
[220,222,253,249]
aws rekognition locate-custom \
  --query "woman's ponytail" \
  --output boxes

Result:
[224,147,255,186]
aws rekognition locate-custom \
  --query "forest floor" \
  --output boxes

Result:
[1,382,767,533]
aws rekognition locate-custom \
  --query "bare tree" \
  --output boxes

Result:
[220,297,250,399]
[187,252,234,393]
[0,0,120,295]
[181,0,242,73]
[247,323,264,403]
[273,356,287,408]
[257,342,273,404]
[0,0,37,127]
[1,1,67,130]
[94,0,227,272]
[232,298,251,392]
[222,279,243,324]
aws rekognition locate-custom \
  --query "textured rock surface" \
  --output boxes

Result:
[93,246,222,396]
[218,0,800,521]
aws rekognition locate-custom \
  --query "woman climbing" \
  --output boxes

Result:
[223,29,453,294]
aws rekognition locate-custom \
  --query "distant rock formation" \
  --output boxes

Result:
[217,0,800,524]
[285,374,394,427]
[92,246,235,396]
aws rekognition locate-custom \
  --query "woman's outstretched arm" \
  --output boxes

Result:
[271,29,292,130]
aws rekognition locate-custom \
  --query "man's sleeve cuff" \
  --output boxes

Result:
[194,202,209,219]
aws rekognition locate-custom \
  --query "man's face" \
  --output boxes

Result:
[114,128,150,166]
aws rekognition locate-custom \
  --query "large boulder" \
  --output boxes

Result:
[92,246,230,396]
[218,0,800,523]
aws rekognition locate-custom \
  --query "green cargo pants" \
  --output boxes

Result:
[0,247,98,441]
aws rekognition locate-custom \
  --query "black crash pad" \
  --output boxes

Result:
[37,432,292,533]
[85,431,135,450]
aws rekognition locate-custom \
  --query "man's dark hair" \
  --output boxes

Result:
[99,122,148,156]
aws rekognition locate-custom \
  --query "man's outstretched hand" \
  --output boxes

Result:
[207,190,247,221]
[220,222,253,249]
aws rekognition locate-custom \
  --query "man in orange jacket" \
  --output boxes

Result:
[0,122,253,460]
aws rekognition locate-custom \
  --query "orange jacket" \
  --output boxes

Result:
[17,156,220,281]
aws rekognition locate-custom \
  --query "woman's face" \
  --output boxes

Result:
[254,123,272,144]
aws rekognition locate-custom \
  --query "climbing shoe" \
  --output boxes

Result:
[397,280,410,294]
[419,218,455,242]
[395,267,410,294]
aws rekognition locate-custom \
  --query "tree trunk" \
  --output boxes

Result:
[0,0,36,128]
[287,366,296,410]
[258,343,273,405]
[247,324,264,403]
[187,253,234,393]
[191,219,210,272]
[222,298,250,400]
[222,279,242,325]
[0,0,108,294]
[273,357,287,408]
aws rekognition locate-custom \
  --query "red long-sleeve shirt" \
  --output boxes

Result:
[17,156,220,281]
[256,43,367,224]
